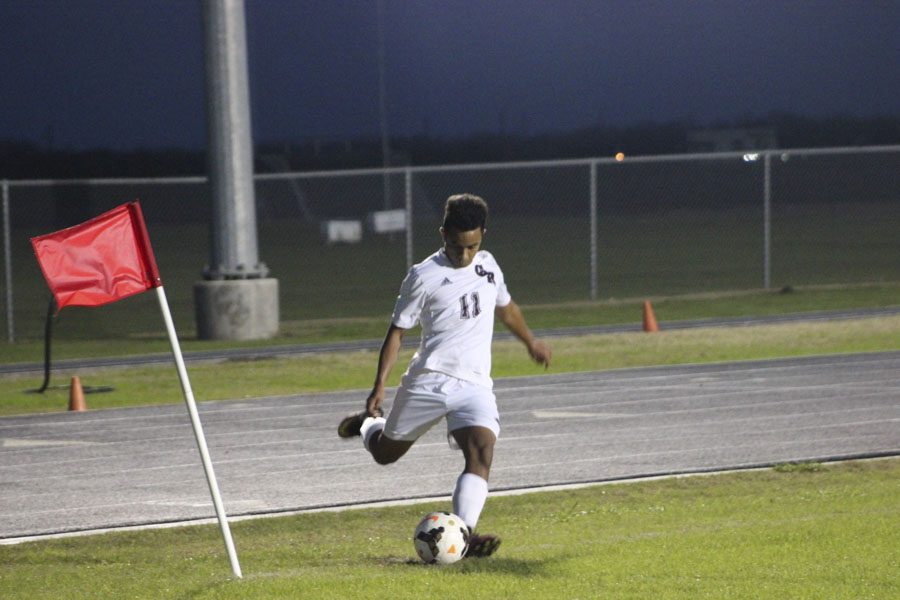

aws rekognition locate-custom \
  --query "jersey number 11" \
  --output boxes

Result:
[459,292,481,319]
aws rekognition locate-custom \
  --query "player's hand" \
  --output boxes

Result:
[365,389,384,417]
[528,339,552,369]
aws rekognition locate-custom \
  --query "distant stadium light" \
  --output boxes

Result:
[743,153,760,162]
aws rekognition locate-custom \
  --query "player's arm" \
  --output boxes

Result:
[495,301,551,368]
[366,323,407,415]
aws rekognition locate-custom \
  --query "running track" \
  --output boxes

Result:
[1,351,898,542]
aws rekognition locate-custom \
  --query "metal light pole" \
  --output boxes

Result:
[376,0,391,209]
[195,0,278,340]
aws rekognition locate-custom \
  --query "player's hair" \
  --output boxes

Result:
[442,194,488,232]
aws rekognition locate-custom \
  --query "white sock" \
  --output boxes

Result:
[452,473,489,531]
[360,416,386,452]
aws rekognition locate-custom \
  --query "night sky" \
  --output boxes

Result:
[2,0,898,151]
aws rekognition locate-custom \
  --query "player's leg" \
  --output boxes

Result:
[451,426,501,557]
[339,411,415,464]
[445,382,502,557]
[362,417,415,465]
[450,426,495,527]
[339,371,446,465]
[451,425,495,480]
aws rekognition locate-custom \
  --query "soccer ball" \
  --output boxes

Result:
[413,511,469,564]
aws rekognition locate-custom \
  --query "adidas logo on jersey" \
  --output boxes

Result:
[440,277,453,286]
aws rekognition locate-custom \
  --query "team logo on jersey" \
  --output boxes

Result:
[475,265,495,284]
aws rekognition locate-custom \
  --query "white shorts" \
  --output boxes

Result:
[382,371,500,442]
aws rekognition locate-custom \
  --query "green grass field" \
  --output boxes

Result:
[1,459,896,599]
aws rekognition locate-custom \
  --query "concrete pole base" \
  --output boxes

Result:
[194,278,279,340]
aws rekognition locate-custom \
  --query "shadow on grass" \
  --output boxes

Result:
[375,554,565,576]
[174,580,233,600]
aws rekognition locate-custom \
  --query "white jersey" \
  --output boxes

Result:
[392,249,512,388]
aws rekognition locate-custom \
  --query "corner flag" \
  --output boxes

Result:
[30,201,242,579]
[31,202,161,311]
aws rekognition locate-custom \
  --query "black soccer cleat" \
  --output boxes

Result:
[465,532,501,558]
[337,408,383,439]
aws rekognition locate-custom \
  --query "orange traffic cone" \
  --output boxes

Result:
[642,301,659,333]
[69,376,87,412]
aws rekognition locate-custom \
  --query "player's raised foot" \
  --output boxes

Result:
[337,409,382,438]
[465,532,501,558]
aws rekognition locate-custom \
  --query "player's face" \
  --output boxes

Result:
[441,227,483,268]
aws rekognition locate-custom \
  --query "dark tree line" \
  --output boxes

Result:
[2,113,898,180]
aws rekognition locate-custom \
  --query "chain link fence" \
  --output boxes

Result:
[3,145,898,342]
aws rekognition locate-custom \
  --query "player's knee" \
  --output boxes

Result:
[369,436,411,465]
[471,441,493,465]
[473,446,494,473]
[372,451,398,465]
[369,440,398,465]
[460,430,495,473]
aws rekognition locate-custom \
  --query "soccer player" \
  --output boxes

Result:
[338,193,551,557]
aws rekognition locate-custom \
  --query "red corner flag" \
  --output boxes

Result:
[29,199,242,578]
[31,201,161,311]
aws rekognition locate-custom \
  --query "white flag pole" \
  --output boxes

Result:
[155,285,243,579]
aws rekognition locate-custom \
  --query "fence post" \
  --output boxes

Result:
[405,168,413,270]
[763,152,772,289]
[589,160,598,301]
[2,180,13,342]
